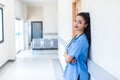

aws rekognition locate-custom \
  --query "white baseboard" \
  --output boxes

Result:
[88,59,118,80]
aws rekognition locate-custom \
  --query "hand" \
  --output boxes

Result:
[64,51,68,58]
[63,51,75,64]
[71,59,76,64]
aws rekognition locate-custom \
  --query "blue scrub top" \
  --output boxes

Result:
[64,34,89,80]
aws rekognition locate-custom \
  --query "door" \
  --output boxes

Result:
[31,21,43,41]
[15,19,24,53]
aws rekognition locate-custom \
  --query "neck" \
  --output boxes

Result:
[76,31,84,36]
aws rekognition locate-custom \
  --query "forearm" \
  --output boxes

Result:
[64,52,74,63]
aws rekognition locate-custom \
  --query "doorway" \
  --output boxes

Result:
[31,21,43,42]
[15,19,24,53]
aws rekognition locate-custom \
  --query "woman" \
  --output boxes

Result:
[64,12,91,80]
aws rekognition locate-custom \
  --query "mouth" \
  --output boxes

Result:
[74,26,79,28]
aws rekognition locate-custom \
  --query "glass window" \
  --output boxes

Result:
[0,7,4,43]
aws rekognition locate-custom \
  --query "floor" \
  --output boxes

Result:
[0,50,65,80]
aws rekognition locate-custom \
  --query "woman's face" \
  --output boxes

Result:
[73,15,87,31]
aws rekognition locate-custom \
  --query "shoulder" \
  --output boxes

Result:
[77,34,89,47]
[77,34,88,42]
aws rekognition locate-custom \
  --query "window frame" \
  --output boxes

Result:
[0,7,4,43]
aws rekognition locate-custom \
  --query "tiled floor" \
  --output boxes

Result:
[0,50,64,80]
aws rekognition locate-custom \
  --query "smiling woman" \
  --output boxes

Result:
[0,6,4,43]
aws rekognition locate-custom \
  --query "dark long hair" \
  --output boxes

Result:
[77,12,91,45]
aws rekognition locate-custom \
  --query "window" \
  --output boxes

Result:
[0,7,4,43]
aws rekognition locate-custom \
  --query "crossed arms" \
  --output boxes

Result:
[64,51,76,64]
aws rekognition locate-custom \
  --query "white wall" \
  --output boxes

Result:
[81,0,120,79]
[27,6,43,21]
[22,4,29,49]
[15,0,22,19]
[22,3,27,21]
[15,0,27,20]
[58,0,72,70]
[0,0,16,67]
[43,2,58,34]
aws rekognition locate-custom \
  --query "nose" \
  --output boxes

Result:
[74,21,78,25]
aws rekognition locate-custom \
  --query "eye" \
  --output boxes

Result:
[78,21,82,24]
[74,19,77,22]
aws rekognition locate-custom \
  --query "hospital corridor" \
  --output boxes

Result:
[0,0,120,80]
[0,50,64,80]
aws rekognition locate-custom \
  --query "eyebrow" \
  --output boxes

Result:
[77,20,82,22]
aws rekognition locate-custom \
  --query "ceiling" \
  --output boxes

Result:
[21,0,58,7]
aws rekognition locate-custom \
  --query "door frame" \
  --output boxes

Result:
[72,0,81,37]
[31,21,43,41]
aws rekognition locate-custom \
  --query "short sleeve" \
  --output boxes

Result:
[68,36,88,59]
